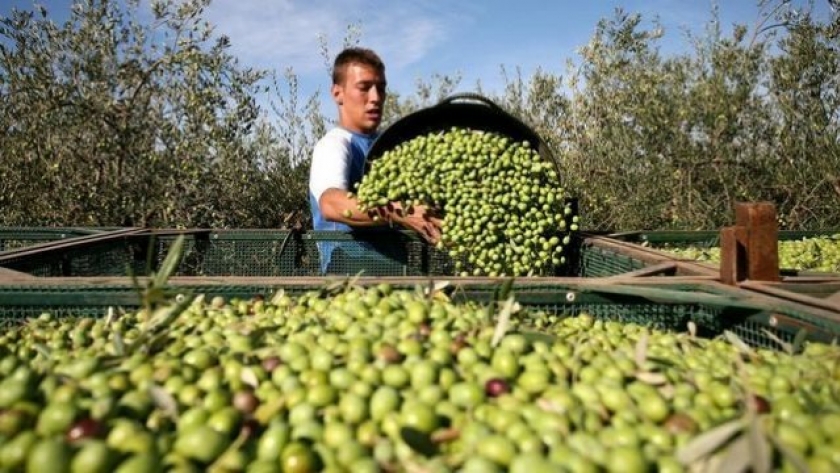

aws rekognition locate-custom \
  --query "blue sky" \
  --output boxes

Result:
[2,0,834,113]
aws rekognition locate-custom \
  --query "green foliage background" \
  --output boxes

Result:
[1,0,838,231]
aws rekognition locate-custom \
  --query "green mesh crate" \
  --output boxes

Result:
[0,229,421,278]
[3,229,651,278]
[612,229,840,274]
[0,233,149,277]
[148,229,429,277]
[150,230,298,277]
[578,243,648,277]
[615,229,840,250]
[0,280,836,349]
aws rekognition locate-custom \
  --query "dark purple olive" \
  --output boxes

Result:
[378,344,403,364]
[66,418,105,442]
[233,390,260,415]
[261,356,282,373]
[746,394,771,414]
[484,378,511,398]
[240,418,262,439]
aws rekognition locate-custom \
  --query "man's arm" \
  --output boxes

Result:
[319,188,443,244]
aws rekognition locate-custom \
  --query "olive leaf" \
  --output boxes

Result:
[761,329,793,354]
[145,300,187,331]
[491,296,516,348]
[240,367,260,388]
[425,279,451,296]
[687,321,697,338]
[767,433,810,473]
[140,331,172,356]
[105,306,116,326]
[747,414,772,473]
[323,278,348,295]
[647,356,679,369]
[634,332,649,367]
[253,397,285,425]
[127,296,193,355]
[797,388,822,414]
[33,343,51,358]
[343,272,364,292]
[676,418,745,465]
[149,384,179,419]
[723,331,754,356]
[519,330,557,345]
[190,294,205,309]
[657,383,676,399]
[113,329,125,356]
[270,288,287,305]
[636,371,668,386]
[791,328,809,355]
[493,277,515,303]
[153,234,185,288]
[716,433,751,473]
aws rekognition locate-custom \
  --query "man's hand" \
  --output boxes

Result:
[390,204,443,245]
[320,189,443,244]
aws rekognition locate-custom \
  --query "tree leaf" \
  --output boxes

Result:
[635,332,649,367]
[149,384,179,419]
[723,330,754,355]
[146,296,192,332]
[747,414,771,473]
[494,277,515,303]
[240,367,259,388]
[153,234,185,288]
[636,371,668,385]
[761,328,793,354]
[270,288,286,305]
[658,383,676,399]
[687,321,697,338]
[797,387,822,414]
[767,433,810,473]
[791,328,809,355]
[716,433,751,473]
[676,418,745,465]
[647,356,679,368]
[519,330,557,346]
[113,329,125,357]
[33,343,51,358]
[491,296,515,347]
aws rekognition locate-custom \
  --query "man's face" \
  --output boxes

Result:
[333,63,386,134]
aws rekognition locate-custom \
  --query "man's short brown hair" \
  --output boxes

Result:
[332,47,385,85]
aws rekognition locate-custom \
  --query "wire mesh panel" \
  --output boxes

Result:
[0,237,148,277]
[0,227,106,252]
[1,229,669,279]
[298,230,427,277]
[152,231,299,277]
[578,244,648,277]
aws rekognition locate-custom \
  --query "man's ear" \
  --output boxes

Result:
[331,84,343,105]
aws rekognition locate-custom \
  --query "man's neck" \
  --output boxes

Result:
[339,125,377,137]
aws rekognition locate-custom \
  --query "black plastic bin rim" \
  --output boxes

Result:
[365,93,560,181]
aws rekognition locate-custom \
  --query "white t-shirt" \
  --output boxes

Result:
[308,127,379,273]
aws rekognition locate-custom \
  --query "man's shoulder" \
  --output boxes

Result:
[315,128,354,150]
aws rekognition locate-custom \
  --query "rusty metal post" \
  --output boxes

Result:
[720,226,747,285]
[735,202,780,282]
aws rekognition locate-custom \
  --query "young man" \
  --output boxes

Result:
[309,47,442,273]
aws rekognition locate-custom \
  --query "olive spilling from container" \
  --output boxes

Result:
[355,127,579,277]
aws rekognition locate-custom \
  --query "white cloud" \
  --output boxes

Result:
[203,0,474,81]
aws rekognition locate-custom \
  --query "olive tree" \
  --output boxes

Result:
[0,0,307,228]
